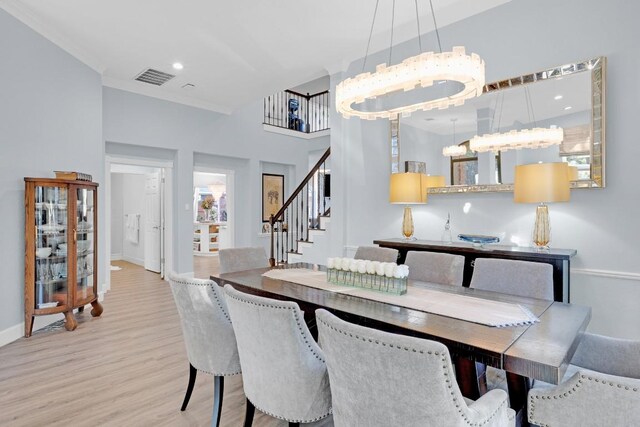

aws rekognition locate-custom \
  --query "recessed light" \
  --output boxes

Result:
[564,106,572,110]
[554,95,563,100]
[172,62,184,70]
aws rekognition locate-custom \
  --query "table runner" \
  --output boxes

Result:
[262,268,538,328]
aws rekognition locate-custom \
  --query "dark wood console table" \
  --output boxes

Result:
[373,238,577,303]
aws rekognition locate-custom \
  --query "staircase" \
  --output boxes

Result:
[269,147,330,266]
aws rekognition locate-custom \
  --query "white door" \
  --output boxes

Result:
[144,172,161,273]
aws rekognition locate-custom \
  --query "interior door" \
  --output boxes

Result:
[144,172,161,273]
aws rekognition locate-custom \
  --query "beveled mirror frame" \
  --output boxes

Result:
[428,56,606,194]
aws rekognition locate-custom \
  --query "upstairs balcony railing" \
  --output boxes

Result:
[263,89,330,134]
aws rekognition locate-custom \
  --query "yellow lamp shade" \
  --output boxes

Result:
[514,162,570,204]
[568,165,579,181]
[389,172,427,204]
[423,175,446,188]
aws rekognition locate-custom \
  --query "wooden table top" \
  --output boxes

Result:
[213,263,590,384]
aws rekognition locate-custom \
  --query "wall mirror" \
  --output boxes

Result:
[400,57,605,193]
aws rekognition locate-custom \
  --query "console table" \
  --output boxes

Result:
[373,238,577,303]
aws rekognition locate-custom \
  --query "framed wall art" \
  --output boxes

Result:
[262,173,284,222]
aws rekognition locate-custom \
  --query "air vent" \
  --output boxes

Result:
[134,68,175,86]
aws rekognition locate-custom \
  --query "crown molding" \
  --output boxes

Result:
[0,0,106,73]
[102,76,232,115]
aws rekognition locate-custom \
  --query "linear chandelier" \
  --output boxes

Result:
[442,144,467,157]
[470,127,564,153]
[336,0,485,120]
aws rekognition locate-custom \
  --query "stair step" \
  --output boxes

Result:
[297,240,313,247]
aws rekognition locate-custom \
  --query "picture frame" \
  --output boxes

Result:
[262,173,284,222]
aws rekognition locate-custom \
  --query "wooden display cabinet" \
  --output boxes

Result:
[24,178,103,337]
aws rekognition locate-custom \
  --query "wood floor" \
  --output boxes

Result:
[0,258,330,426]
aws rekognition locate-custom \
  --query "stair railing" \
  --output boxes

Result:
[269,147,331,266]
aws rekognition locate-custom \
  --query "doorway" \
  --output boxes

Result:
[105,157,173,292]
[193,170,234,260]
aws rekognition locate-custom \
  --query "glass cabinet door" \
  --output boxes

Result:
[76,188,95,301]
[34,185,68,309]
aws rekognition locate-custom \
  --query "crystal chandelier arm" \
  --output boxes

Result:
[429,0,443,54]
[414,0,423,53]
[362,0,380,72]
[389,0,396,66]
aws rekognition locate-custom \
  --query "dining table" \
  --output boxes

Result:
[212,262,591,426]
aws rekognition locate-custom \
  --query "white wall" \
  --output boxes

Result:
[0,9,103,338]
[330,0,640,339]
[110,173,124,258]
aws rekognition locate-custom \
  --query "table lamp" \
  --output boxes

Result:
[389,172,427,240]
[423,175,446,189]
[514,162,570,248]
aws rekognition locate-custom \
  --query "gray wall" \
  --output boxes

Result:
[330,0,640,338]
[103,88,327,274]
[0,9,103,335]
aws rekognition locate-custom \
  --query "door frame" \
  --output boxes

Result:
[105,156,174,292]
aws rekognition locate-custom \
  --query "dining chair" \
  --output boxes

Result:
[353,246,399,263]
[469,258,554,397]
[316,309,515,426]
[528,332,640,426]
[168,273,241,427]
[469,258,553,300]
[223,284,332,427]
[404,250,465,286]
[218,247,269,274]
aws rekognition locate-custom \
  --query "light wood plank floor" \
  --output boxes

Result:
[0,258,330,426]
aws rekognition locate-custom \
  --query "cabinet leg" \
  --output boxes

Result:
[64,311,77,331]
[25,315,34,338]
[90,300,104,317]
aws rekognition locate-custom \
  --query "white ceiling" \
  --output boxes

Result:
[0,0,511,114]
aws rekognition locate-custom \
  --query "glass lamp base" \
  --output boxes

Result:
[402,206,415,240]
[533,203,551,248]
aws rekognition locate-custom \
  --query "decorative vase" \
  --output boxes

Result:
[402,206,414,239]
[204,209,211,222]
[533,204,551,248]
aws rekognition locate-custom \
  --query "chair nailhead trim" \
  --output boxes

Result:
[317,317,509,426]
[170,277,233,323]
[528,373,639,426]
[244,396,331,424]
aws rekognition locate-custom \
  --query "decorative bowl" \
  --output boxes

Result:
[458,234,500,246]
[36,247,52,258]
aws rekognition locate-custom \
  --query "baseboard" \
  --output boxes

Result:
[0,312,65,348]
[122,255,144,267]
[111,253,123,261]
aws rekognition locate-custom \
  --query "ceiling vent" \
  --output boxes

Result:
[134,68,175,86]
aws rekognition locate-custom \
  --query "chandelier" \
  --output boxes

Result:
[336,0,485,120]
[442,118,467,157]
[470,86,563,153]
[442,144,467,157]
[470,127,564,153]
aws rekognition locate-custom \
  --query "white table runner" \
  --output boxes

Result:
[262,268,539,328]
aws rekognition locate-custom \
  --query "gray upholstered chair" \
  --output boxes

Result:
[528,333,640,426]
[353,246,399,263]
[316,309,515,427]
[168,273,241,427]
[469,259,553,398]
[223,285,332,426]
[470,258,553,300]
[218,247,268,274]
[404,250,465,286]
